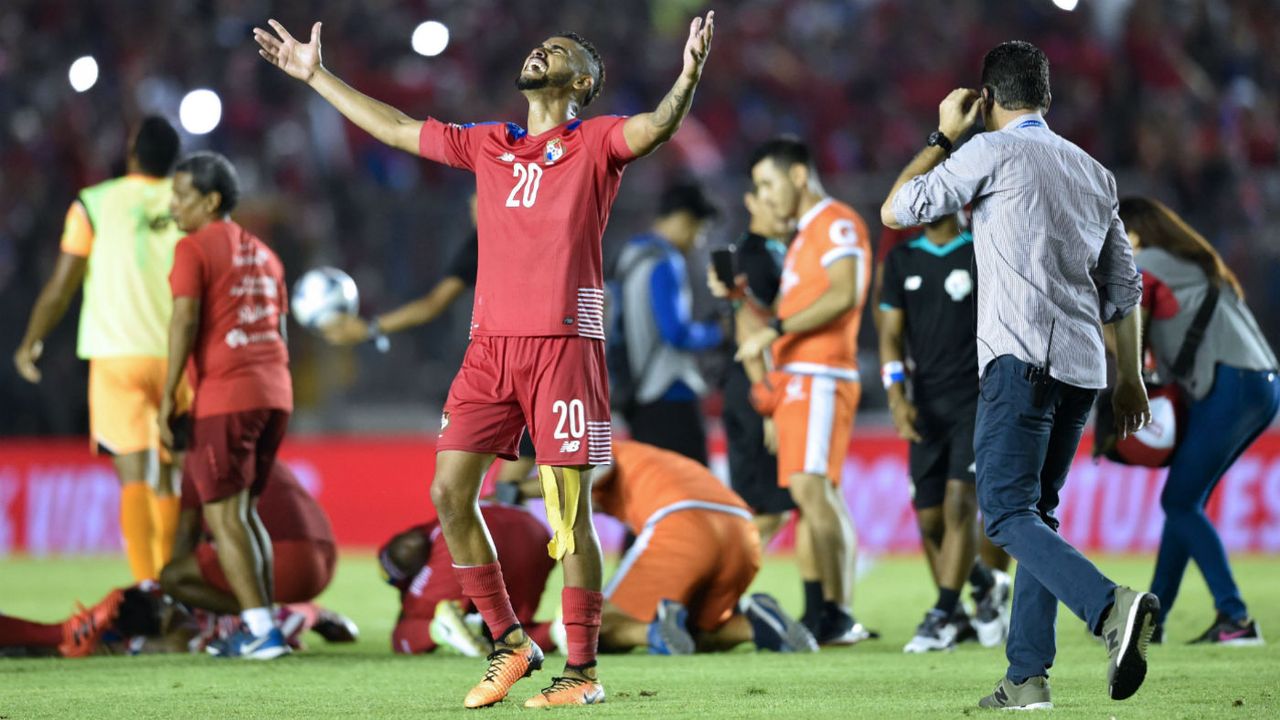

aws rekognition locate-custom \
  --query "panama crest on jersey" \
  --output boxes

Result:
[544,137,565,164]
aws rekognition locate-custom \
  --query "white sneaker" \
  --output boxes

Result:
[428,600,490,657]
[972,569,1011,648]
[549,608,567,655]
[903,610,957,654]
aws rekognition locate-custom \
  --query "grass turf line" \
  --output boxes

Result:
[1,555,1277,718]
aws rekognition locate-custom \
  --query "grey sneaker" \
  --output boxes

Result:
[978,676,1052,710]
[1101,586,1160,701]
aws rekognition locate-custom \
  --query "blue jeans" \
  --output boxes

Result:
[975,355,1117,683]
[1151,364,1280,623]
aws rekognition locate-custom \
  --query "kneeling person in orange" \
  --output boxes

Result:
[737,137,873,645]
[15,117,187,582]
[160,462,335,616]
[590,440,816,654]
[161,151,293,660]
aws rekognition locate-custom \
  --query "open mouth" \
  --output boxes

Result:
[525,57,547,73]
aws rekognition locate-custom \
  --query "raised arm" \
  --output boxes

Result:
[622,12,714,158]
[254,20,422,154]
[881,89,985,229]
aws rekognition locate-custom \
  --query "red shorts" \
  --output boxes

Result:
[185,409,290,503]
[606,507,761,632]
[197,538,335,603]
[439,336,611,467]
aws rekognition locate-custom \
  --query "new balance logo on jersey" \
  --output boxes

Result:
[559,440,581,453]
[498,152,515,162]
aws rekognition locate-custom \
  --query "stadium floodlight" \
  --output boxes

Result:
[68,56,99,93]
[179,89,222,135]
[412,20,450,57]
[1052,0,1079,10]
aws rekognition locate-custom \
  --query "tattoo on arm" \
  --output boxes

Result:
[651,83,691,132]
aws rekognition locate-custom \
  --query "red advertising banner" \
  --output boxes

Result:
[2,430,1279,556]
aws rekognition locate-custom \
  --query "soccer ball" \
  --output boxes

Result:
[290,267,359,330]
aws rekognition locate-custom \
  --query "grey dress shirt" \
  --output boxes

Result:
[892,113,1142,389]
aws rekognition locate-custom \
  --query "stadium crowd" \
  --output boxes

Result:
[2,0,1279,435]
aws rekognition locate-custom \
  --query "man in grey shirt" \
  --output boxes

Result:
[881,41,1156,709]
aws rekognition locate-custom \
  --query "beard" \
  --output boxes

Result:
[515,67,573,94]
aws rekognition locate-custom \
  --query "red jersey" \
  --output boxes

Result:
[418,116,637,339]
[397,504,553,620]
[170,220,292,416]
[182,463,333,544]
[594,440,751,533]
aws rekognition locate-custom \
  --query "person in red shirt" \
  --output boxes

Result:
[256,11,716,707]
[380,504,556,656]
[160,151,292,660]
[160,463,334,615]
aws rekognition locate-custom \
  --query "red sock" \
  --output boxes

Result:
[562,587,603,667]
[453,563,520,642]
[0,616,63,648]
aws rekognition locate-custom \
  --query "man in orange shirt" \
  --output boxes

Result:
[502,440,816,655]
[737,137,873,646]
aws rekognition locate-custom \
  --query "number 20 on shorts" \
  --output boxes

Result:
[552,399,585,439]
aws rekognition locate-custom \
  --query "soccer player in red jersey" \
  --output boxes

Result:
[256,11,715,707]
[159,151,293,660]
[379,504,556,657]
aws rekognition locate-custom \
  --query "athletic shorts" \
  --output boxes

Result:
[197,538,335,603]
[88,357,191,456]
[185,409,290,503]
[723,367,793,514]
[755,373,859,487]
[908,401,977,510]
[606,507,761,633]
[439,336,611,467]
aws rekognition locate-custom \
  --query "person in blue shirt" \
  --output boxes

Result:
[614,182,721,464]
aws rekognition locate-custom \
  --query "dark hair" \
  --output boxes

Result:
[1118,197,1244,299]
[980,41,1051,112]
[557,31,605,107]
[748,136,815,174]
[658,182,718,220]
[377,529,429,587]
[131,116,180,177]
[555,29,604,106]
[175,151,240,214]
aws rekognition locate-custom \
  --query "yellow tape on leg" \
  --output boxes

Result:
[539,465,581,560]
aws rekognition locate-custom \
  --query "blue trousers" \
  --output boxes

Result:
[1151,364,1280,623]
[975,355,1117,683]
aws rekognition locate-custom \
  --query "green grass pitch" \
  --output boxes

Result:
[2,554,1277,718]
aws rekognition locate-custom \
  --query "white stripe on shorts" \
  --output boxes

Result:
[802,375,837,476]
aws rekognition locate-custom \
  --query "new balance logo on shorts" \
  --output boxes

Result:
[559,440,581,453]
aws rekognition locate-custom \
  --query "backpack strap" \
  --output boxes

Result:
[1170,283,1220,380]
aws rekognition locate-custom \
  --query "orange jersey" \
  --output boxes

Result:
[594,440,750,532]
[773,198,871,376]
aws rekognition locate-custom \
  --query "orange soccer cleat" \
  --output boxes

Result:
[463,635,544,709]
[524,674,606,708]
[58,588,125,658]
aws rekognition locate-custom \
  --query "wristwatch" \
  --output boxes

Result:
[927,130,954,154]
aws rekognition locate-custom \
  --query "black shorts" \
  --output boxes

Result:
[908,399,977,510]
[723,366,795,515]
